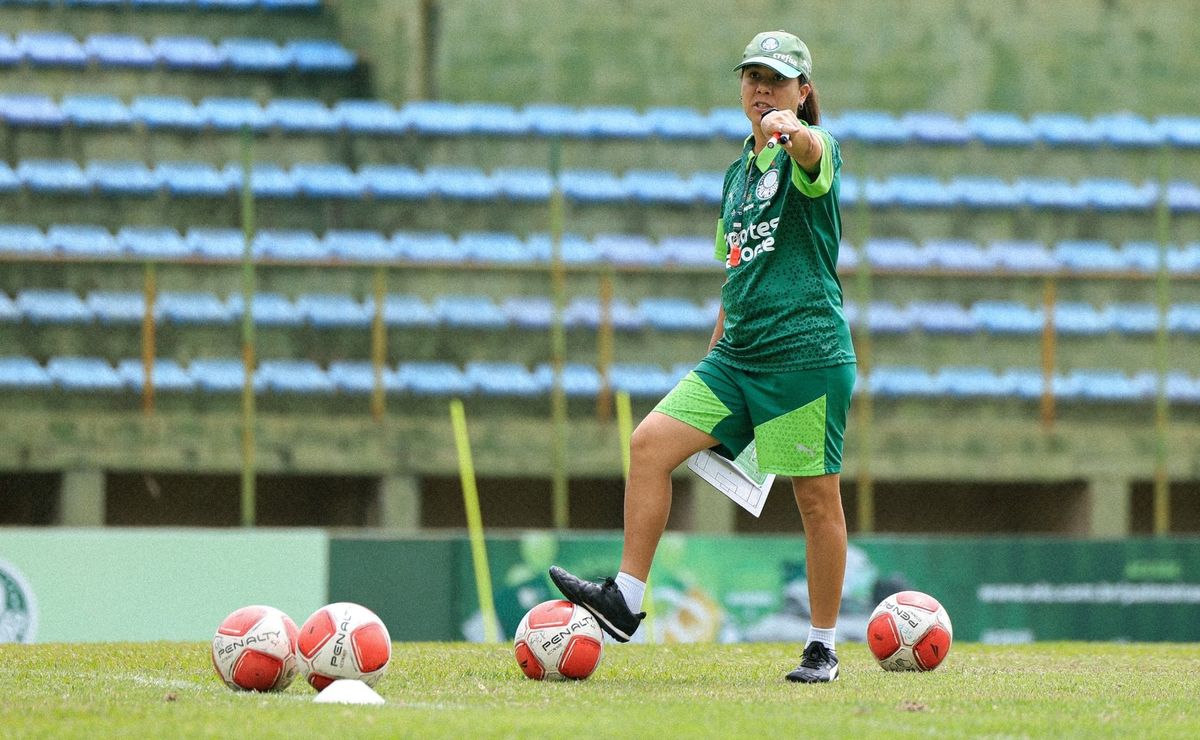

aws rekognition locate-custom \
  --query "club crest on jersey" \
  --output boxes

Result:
[755,170,780,201]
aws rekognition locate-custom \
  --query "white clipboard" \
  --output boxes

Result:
[686,441,776,518]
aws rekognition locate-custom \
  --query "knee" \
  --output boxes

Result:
[792,477,844,522]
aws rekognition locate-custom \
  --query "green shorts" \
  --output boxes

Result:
[653,356,856,477]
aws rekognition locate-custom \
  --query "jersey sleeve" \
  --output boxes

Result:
[789,126,838,198]
[714,218,728,262]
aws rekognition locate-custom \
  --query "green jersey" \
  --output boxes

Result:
[711,126,855,372]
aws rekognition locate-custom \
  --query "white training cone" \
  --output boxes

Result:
[312,679,385,705]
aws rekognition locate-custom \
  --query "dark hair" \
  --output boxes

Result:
[798,75,821,126]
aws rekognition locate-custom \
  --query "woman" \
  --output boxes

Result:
[551,30,855,683]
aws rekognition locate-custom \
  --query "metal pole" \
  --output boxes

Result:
[596,268,615,423]
[1153,149,1172,535]
[549,136,569,529]
[141,262,156,415]
[239,127,257,527]
[370,265,387,422]
[1040,277,1057,432]
[853,165,874,533]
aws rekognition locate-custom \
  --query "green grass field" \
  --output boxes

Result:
[1,641,1196,738]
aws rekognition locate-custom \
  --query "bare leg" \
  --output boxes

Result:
[618,411,718,581]
[791,473,847,629]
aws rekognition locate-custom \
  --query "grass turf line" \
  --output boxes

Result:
[1,642,1197,738]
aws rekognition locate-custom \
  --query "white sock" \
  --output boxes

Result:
[615,571,646,614]
[807,626,837,651]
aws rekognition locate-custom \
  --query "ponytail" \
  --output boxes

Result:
[798,76,821,126]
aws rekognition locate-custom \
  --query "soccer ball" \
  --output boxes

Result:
[513,599,604,681]
[867,590,953,672]
[296,602,392,690]
[210,605,299,692]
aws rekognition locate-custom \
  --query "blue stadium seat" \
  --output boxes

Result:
[465,361,544,396]
[48,224,121,257]
[220,37,292,72]
[0,224,51,256]
[1159,115,1200,148]
[1106,303,1159,335]
[500,296,555,329]
[225,292,303,327]
[998,368,1045,400]
[327,360,404,395]
[1093,112,1164,148]
[1117,241,1164,273]
[987,240,1059,272]
[222,163,298,198]
[951,177,1023,208]
[324,229,395,262]
[157,291,232,324]
[253,229,327,260]
[526,233,600,264]
[863,238,928,270]
[18,159,90,194]
[1079,178,1157,211]
[187,227,245,259]
[523,103,590,137]
[588,106,653,138]
[86,291,145,324]
[908,300,978,334]
[17,32,87,67]
[491,168,554,201]
[533,362,603,397]
[131,95,204,130]
[0,94,64,127]
[0,292,17,323]
[460,102,530,136]
[266,98,339,133]
[257,359,334,394]
[434,295,507,329]
[84,34,156,68]
[86,160,160,196]
[659,235,717,267]
[863,301,913,334]
[0,356,52,390]
[1164,371,1200,403]
[1067,369,1150,402]
[188,358,250,393]
[964,111,1035,146]
[924,239,996,272]
[706,107,750,140]
[935,366,1003,398]
[559,169,627,203]
[688,171,725,205]
[0,34,20,67]
[609,363,676,398]
[378,294,437,328]
[424,165,498,200]
[836,110,910,144]
[397,361,470,396]
[1052,240,1127,273]
[359,165,430,200]
[295,293,372,327]
[1052,301,1111,335]
[592,233,664,267]
[152,36,227,70]
[334,99,408,135]
[117,358,194,392]
[1166,181,1200,213]
[1167,304,1200,334]
[260,0,323,9]
[971,300,1044,334]
[646,106,714,140]
[869,366,938,397]
[158,161,230,196]
[889,175,956,207]
[199,97,270,131]
[457,232,528,264]
[622,170,697,205]
[901,111,970,145]
[1029,113,1102,146]
[391,231,459,262]
[47,357,123,391]
[285,39,356,72]
[836,243,859,271]
[1019,177,1087,209]
[117,226,191,259]
[291,163,364,199]
[639,297,712,332]
[0,162,18,193]
[564,297,644,330]
[61,94,131,128]
[402,100,472,136]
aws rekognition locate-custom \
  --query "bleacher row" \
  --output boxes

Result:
[7,95,1198,147]
[3,223,1199,274]
[2,355,1198,403]
[0,0,321,8]
[0,32,354,72]
[5,288,1200,336]
[2,158,1199,212]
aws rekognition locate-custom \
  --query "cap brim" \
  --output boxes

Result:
[734,57,803,79]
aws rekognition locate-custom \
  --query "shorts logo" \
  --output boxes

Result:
[760,37,781,51]
[0,559,37,644]
[755,170,780,201]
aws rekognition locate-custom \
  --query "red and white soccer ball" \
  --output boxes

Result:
[513,599,604,681]
[211,605,299,692]
[867,590,953,672]
[296,602,392,690]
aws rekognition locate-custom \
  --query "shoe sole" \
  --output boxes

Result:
[548,568,633,643]
[785,664,839,683]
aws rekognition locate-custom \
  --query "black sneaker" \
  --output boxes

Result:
[786,641,840,683]
[548,565,645,642]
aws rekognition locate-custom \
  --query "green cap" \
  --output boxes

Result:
[734,30,812,79]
